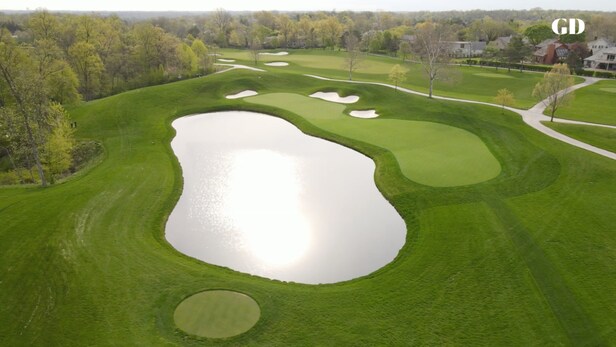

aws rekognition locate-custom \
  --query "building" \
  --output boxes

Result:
[447,41,486,58]
[533,39,570,64]
[489,36,512,50]
[587,38,614,55]
[584,47,616,71]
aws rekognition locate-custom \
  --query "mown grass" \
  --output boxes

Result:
[245,92,501,187]
[174,290,260,338]
[543,122,616,153]
[0,69,614,346]
[553,80,616,125]
[218,48,582,109]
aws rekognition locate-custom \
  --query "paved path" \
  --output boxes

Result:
[305,74,616,160]
[214,63,266,72]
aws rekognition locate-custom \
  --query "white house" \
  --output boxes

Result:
[584,47,616,71]
[447,41,486,57]
[587,38,614,55]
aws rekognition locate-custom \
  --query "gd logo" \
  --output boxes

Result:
[552,18,585,35]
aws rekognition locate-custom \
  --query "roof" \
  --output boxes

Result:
[585,47,616,62]
[536,38,559,48]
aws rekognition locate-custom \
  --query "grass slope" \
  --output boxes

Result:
[553,80,616,125]
[245,92,501,187]
[543,122,616,153]
[0,70,614,346]
[218,48,582,109]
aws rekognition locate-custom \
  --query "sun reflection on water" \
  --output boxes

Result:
[222,149,311,267]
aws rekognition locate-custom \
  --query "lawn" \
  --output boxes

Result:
[552,80,616,125]
[543,122,616,153]
[0,69,614,346]
[218,48,580,109]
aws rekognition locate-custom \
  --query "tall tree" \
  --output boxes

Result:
[68,41,104,100]
[0,35,48,186]
[524,24,554,45]
[191,39,211,73]
[344,34,362,80]
[42,103,74,182]
[212,8,232,47]
[532,64,575,122]
[398,40,411,62]
[502,36,532,71]
[412,21,453,98]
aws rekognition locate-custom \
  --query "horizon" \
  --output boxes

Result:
[1,0,615,13]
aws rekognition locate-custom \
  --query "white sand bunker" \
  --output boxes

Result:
[259,52,289,56]
[310,92,359,104]
[264,62,289,66]
[226,90,258,99]
[218,58,236,62]
[349,110,379,118]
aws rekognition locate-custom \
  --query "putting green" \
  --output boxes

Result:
[174,290,260,338]
[599,88,616,93]
[474,73,515,79]
[245,93,501,187]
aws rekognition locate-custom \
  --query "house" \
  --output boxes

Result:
[447,41,486,57]
[489,36,512,50]
[584,47,616,71]
[587,38,614,55]
[533,39,570,64]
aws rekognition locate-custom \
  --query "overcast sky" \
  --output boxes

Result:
[2,0,614,12]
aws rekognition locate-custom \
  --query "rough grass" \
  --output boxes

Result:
[245,93,501,187]
[0,70,614,346]
[173,290,260,338]
[543,122,616,153]
[553,80,616,125]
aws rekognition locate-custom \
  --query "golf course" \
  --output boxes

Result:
[1,48,615,346]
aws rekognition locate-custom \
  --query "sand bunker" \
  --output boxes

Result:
[310,92,359,104]
[349,110,379,118]
[226,90,258,99]
[259,52,289,56]
[264,62,289,66]
[218,58,236,62]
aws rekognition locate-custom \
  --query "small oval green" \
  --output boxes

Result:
[174,290,261,339]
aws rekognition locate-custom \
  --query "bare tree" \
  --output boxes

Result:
[344,34,362,80]
[212,8,232,47]
[532,64,575,122]
[411,21,453,98]
[249,39,262,66]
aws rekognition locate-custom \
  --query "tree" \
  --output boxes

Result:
[494,88,515,113]
[565,43,590,72]
[388,64,407,90]
[69,41,104,100]
[398,40,411,62]
[532,64,575,122]
[411,21,453,98]
[524,24,554,45]
[191,39,211,73]
[176,43,198,77]
[502,36,532,71]
[42,103,74,182]
[249,40,261,66]
[344,34,362,80]
[0,35,48,186]
[212,8,232,47]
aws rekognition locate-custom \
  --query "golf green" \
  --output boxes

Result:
[245,93,502,187]
[174,290,261,338]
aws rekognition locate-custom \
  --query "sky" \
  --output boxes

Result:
[1,0,614,12]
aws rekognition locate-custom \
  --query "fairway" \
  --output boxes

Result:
[245,92,502,187]
[174,290,261,338]
[553,80,616,125]
[543,122,616,153]
[219,48,575,108]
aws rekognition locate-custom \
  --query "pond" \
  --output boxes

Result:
[166,111,406,284]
